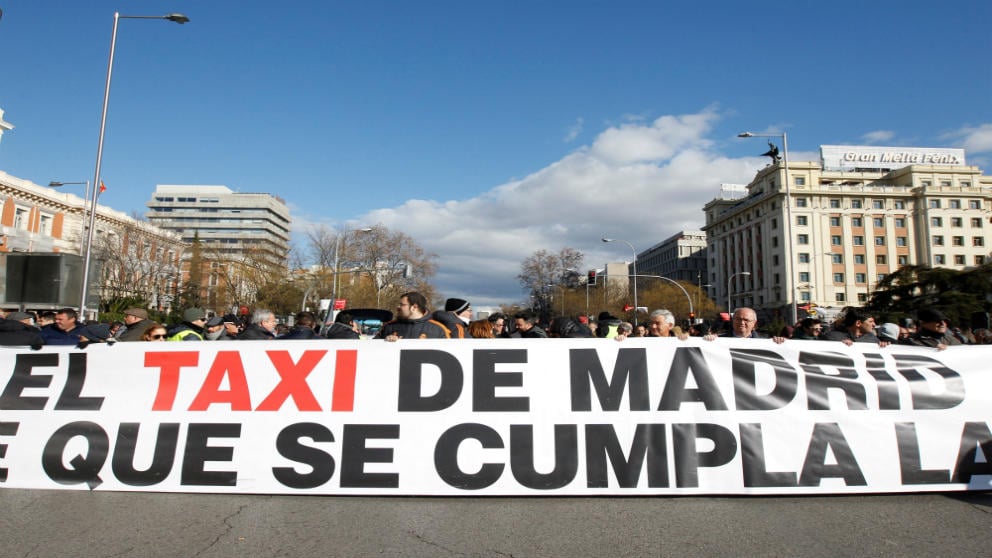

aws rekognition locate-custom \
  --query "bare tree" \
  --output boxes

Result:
[517,247,584,320]
[343,224,438,308]
[92,219,184,314]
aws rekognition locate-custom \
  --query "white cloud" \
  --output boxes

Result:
[563,117,583,143]
[344,108,768,308]
[862,130,895,144]
[942,123,992,154]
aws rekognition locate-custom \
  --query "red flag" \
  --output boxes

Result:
[623,304,634,312]
[99,181,107,194]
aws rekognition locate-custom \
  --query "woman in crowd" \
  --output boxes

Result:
[468,319,495,338]
[141,323,169,341]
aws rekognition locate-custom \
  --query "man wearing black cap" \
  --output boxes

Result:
[431,298,472,338]
[118,307,155,341]
[904,308,962,349]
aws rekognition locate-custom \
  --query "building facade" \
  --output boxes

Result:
[636,230,708,285]
[703,145,992,323]
[146,185,291,311]
[0,170,185,314]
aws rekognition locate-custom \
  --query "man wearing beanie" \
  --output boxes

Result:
[167,307,208,341]
[431,297,473,338]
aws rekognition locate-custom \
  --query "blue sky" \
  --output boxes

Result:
[1,1,990,307]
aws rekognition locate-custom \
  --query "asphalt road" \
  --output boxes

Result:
[1,490,990,558]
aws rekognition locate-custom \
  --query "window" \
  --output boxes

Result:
[773,255,780,265]
[962,181,972,188]
[974,237,985,247]
[794,176,806,186]
[798,253,810,263]
[933,235,944,246]
[856,273,867,283]
[771,218,778,230]
[876,255,887,264]
[895,218,906,228]
[894,201,905,209]
[976,256,986,265]
[878,273,887,282]
[852,217,863,227]
[857,293,868,303]
[13,207,28,230]
[797,234,809,244]
[897,237,908,246]
[833,273,845,283]
[972,217,984,228]
[829,199,841,209]
[951,217,963,227]
[853,236,865,246]
[873,200,884,209]
[39,214,52,236]
[831,235,842,246]
[953,236,964,246]
[898,255,908,265]
[851,200,863,209]
[831,254,843,264]
[796,198,808,208]
[830,217,841,227]
[970,200,982,210]
[922,180,932,188]
[772,237,779,247]
[799,272,810,282]
[854,254,866,264]
[800,292,811,302]
[955,255,966,265]
[874,237,885,246]
[836,293,846,302]
[873,217,884,228]
[796,216,807,226]
[930,199,941,209]
[950,200,961,209]
[935,255,946,265]
[931,217,943,227]
[940,180,952,187]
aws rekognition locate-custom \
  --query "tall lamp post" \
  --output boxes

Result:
[49,181,93,312]
[727,271,752,313]
[84,11,189,318]
[602,237,638,322]
[738,130,794,324]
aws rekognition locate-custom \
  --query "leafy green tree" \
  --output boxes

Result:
[867,264,992,325]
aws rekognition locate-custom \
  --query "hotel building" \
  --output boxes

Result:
[703,145,992,322]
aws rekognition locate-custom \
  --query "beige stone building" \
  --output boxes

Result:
[703,145,992,323]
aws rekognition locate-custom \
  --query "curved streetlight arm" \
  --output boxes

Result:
[631,274,693,317]
[602,237,639,319]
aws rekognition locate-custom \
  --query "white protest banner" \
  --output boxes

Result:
[0,339,989,495]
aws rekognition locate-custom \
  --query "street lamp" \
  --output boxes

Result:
[634,274,693,318]
[332,227,373,301]
[602,237,638,321]
[84,11,189,319]
[49,181,94,312]
[738,130,794,324]
[727,271,752,313]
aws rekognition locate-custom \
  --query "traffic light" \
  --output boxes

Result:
[587,270,597,286]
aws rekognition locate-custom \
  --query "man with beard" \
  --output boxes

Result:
[378,292,449,340]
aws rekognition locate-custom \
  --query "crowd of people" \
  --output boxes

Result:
[0,290,986,351]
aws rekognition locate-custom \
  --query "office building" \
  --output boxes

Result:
[703,145,992,322]
[146,185,291,310]
[636,230,707,285]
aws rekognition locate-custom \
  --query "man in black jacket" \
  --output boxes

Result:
[378,292,449,340]
[237,309,277,340]
[324,311,361,340]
